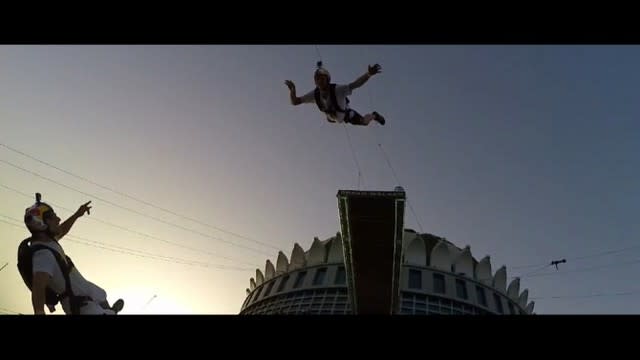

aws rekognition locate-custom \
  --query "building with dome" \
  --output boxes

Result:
[240,189,535,315]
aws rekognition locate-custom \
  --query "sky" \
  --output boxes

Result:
[1,45,639,315]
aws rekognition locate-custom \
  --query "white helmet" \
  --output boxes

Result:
[314,61,331,82]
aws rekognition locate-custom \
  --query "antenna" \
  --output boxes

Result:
[141,294,157,312]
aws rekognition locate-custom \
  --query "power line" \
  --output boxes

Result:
[0,306,21,315]
[79,214,262,267]
[66,237,253,271]
[571,247,640,261]
[530,291,639,301]
[0,184,263,267]
[500,241,640,272]
[508,245,640,270]
[0,262,7,272]
[509,262,550,270]
[520,263,552,277]
[141,294,157,311]
[6,137,636,278]
[0,142,279,251]
[478,258,640,283]
[0,159,276,257]
[0,214,255,270]
[506,256,640,280]
[0,218,255,271]
[62,228,255,270]
[525,257,640,279]
[477,255,638,282]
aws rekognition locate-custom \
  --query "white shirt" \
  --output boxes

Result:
[300,84,352,123]
[31,240,109,314]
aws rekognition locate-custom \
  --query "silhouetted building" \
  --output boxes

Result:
[240,189,534,315]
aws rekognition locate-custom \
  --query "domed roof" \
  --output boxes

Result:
[246,230,535,314]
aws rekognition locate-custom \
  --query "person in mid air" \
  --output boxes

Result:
[285,62,386,126]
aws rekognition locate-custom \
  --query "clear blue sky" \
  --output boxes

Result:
[1,45,638,314]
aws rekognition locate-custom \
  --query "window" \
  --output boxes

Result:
[455,279,468,299]
[313,268,327,285]
[242,293,251,309]
[263,281,275,297]
[493,293,504,313]
[409,269,422,289]
[277,275,290,292]
[476,286,487,306]
[433,273,445,294]
[293,271,307,288]
[507,302,515,315]
[253,286,263,302]
[335,266,346,285]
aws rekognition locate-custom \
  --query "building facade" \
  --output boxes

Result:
[240,230,535,315]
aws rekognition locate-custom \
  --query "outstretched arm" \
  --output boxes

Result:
[285,80,303,105]
[57,201,91,240]
[349,64,382,91]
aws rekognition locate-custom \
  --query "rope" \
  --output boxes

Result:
[342,123,364,189]
[357,45,424,233]
[359,45,375,112]
[314,45,365,190]
[378,142,424,233]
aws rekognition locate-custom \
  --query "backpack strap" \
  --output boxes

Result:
[314,84,349,121]
[313,87,325,113]
[329,84,347,113]
[30,244,85,314]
